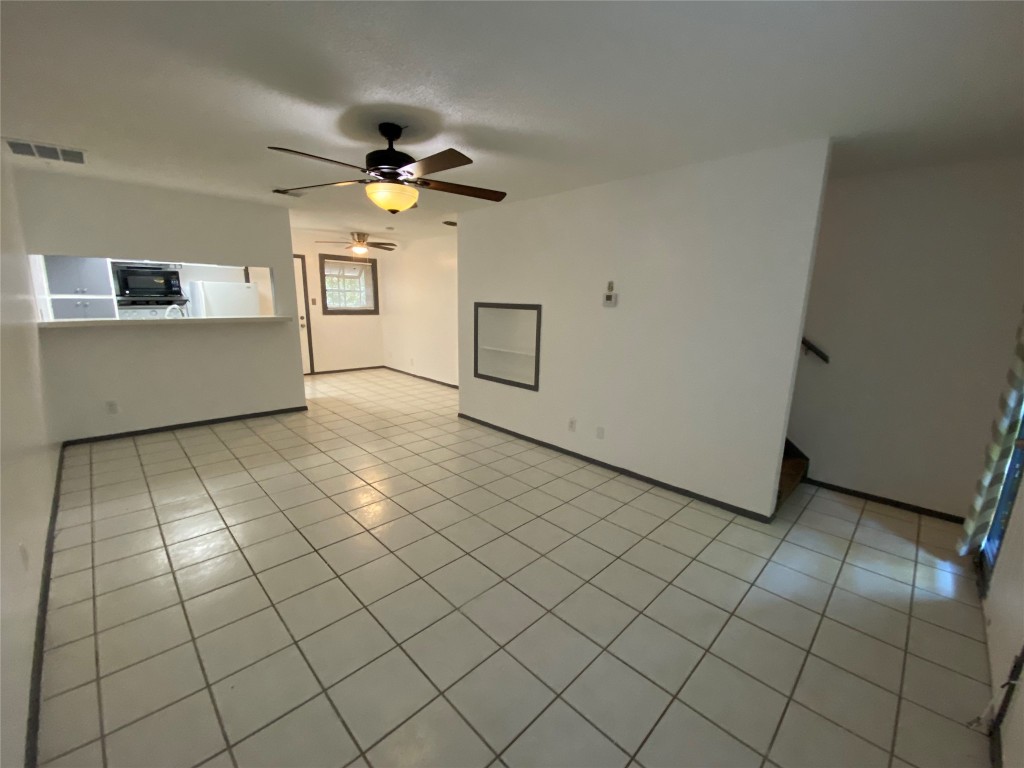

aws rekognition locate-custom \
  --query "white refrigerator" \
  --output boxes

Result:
[189,281,261,317]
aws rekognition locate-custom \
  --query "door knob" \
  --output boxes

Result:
[299,315,305,320]
[300,323,306,328]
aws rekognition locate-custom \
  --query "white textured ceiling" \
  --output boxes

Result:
[2,1,1021,240]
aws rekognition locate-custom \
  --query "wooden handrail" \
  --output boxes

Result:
[801,337,829,363]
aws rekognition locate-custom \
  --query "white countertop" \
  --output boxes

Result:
[39,316,293,329]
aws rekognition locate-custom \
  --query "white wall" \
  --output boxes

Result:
[381,233,459,385]
[39,321,305,440]
[788,158,1024,515]
[1,164,61,767]
[291,229,384,372]
[984,491,1024,768]
[459,140,831,517]
[289,228,458,384]
[15,170,306,440]
[177,263,246,286]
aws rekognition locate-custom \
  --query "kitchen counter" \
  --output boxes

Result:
[39,316,293,329]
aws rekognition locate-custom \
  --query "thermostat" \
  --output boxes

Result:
[603,280,618,307]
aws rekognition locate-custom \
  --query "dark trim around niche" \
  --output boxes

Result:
[473,302,542,392]
[318,253,380,316]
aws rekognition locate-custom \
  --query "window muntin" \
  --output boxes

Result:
[318,255,379,315]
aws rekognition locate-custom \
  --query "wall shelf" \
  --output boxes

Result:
[478,346,534,356]
[39,316,293,330]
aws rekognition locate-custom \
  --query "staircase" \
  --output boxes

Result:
[777,439,809,508]
[777,337,827,508]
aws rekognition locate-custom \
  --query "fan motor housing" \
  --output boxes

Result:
[270,119,504,204]
[365,147,415,177]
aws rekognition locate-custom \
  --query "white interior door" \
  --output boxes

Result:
[293,257,312,374]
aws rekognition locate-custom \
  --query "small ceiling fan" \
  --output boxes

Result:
[315,232,396,255]
[269,122,507,214]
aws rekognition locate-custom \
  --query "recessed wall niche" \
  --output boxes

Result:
[473,302,541,391]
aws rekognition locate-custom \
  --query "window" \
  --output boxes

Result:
[318,255,379,315]
[980,409,1023,591]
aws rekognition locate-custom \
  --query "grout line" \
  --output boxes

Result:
[142,462,240,768]
[206,431,587,758]
[65,465,969,585]
[309,498,648,759]
[626,532,787,764]
[452,493,766,758]
[87,451,110,768]
[887,512,922,768]
[37,370,987,768]
[77,454,107,765]
[760,499,863,763]
[174,420,503,763]
[194,499,373,768]
[52,510,979,732]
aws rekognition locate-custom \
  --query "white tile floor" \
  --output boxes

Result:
[40,369,992,768]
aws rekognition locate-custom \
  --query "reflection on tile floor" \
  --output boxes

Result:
[40,369,992,767]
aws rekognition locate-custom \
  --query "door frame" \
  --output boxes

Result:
[294,254,316,374]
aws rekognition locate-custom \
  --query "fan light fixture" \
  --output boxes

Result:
[351,244,369,255]
[270,122,506,210]
[366,181,419,214]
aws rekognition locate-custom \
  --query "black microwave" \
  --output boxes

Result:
[112,263,186,305]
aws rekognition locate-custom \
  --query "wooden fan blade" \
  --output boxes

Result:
[399,148,472,179]
[416,178,506,202]
[268,146,366,172]
[272,180,364,195]
[367,243,396,251]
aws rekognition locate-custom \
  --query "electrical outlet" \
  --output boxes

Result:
[105,400,119,415]
[568,417,577,432]
[596,426,605,439]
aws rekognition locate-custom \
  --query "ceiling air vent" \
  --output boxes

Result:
[4,138,86,164]
[7,141,35,157]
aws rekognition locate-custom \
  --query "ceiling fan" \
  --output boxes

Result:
[315,232,396,255]
[269,122,507,214]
